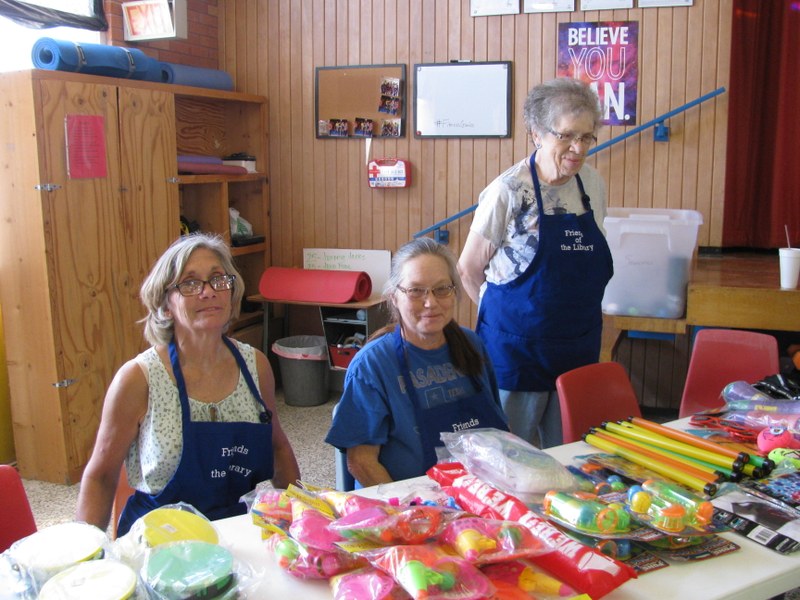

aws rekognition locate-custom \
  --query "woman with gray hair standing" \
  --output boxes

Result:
[326,237,507,487]
[77,233,300,536]
[457,78,613,449]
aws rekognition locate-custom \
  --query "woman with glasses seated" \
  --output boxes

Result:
[77,233,300,536]
[326,237,507,487]
[457,77,613,449]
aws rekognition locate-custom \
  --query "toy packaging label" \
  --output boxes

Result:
[711,489,800,554]
[739,471,800,515]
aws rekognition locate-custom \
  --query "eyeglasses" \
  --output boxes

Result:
[171,274,236,296]
[547,128,598,146]
[396,284,456,300]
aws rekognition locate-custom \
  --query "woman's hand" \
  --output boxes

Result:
[346,444,393,487]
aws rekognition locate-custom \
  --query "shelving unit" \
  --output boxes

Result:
[173,90,270,345]
[319,303,388,370]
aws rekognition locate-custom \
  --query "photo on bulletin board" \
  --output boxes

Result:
[316,64,406,139]
[413,62,512,138]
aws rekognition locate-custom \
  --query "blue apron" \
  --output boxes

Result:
[392,326,508,470]
[476,154,613,391]
[118,337,274,536]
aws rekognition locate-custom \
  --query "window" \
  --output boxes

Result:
[0,1,103,72]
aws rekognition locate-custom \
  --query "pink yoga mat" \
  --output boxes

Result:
[259,267,372,303]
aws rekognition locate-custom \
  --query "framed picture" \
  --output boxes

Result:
[580,0,633,9]
[470,0,520,16]
[524,0,575,12]
[122,0,187,41]
[638,0,693,6]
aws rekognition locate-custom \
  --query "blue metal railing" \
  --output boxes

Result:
[413,86,726,240]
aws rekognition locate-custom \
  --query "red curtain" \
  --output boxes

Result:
[723,0,800,248]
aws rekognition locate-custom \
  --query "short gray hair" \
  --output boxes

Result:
[522,77,602,136]
[139,233,244,346]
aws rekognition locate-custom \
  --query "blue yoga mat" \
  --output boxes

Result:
[32,37,160,81]
[159,62,234,91]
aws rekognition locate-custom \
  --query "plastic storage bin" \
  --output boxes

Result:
[272,336,329,406]
[601,208,703,319]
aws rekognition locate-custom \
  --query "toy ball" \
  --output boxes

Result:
[768,448,800,469]
[757,427,800,453]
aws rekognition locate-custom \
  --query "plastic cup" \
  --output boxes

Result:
[779,248,800,289]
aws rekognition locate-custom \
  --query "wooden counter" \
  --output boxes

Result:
[601,252,799,361]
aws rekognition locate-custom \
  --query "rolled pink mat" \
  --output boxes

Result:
[259,267,372,303]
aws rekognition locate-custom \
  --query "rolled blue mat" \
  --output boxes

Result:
[159,62,234,91]
[31,37,161,81]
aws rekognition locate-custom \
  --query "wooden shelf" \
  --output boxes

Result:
[177,173,267,185]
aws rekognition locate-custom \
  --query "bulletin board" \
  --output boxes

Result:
[315,64,406,139]
[413,61,512,138]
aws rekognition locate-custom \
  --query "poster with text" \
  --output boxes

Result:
[557,21,639,126]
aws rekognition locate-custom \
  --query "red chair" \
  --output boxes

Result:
[0,464,37,551]
[556,362,643,444]
[679,328,780,418]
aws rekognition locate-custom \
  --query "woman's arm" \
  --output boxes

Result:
[346,444,393,487]
[76,360,148,530]
[457,230,496,305]
[255,350,301,489]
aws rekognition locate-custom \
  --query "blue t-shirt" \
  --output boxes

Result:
[325,327,506,481]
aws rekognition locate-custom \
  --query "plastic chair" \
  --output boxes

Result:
[555,362,643,444]
[332,402,356,491]
[679,328,780,418]
[0,464,37,551]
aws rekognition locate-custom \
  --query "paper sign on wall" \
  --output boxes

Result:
[303,248,391,297]
[65,114,107,179]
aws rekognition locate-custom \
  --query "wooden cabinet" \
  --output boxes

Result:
[0,70,269,483]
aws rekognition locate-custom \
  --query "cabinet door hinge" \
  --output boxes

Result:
[167,177,181,184]
[34,183,62,192]
[52,378,77,388]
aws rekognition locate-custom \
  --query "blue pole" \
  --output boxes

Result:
[413,87,726,239]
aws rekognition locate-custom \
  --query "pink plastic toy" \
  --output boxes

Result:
[288,505,345,552]
[331,504,446,545]
[267,533,365,580]
[757,427,800,453]
[330,567,407,600]
[367,544,493,600]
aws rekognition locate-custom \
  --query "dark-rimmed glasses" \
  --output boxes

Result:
[547,128,598,146]
[171,274,236,296]
[396,284,456,300]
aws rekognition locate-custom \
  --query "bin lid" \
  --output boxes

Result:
[272,335,328,360]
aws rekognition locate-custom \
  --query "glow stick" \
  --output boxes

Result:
[604,421,745,472]
[592,429,722,484]
[584,433,717,496]
[629,417,750,464]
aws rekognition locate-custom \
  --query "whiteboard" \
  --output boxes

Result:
[413,62,512,138]
[303,248,391,297]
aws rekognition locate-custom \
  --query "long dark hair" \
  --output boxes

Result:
[371,237,484,378]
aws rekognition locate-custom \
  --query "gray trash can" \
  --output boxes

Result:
[271,335,329,406]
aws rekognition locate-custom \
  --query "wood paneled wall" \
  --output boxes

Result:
[216,1,733,410]
[218,0,731,332]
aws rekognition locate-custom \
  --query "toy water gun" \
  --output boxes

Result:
[288,503,345,552]
[367,544,493,600]
[331,504,446,545]
[440,517,543,564]
[330,566,405,600]
[542,491,631,534]
[250,489,292,532]
[268,533,365,580]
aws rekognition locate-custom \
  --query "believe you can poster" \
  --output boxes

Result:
[557,21,639,126]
